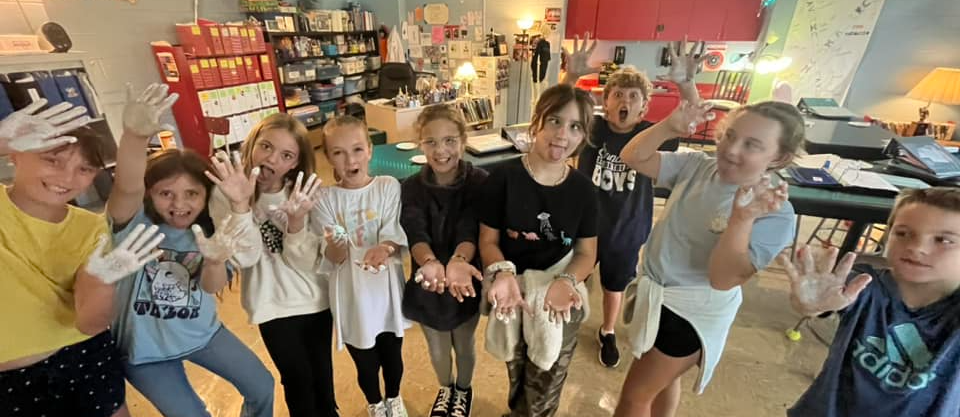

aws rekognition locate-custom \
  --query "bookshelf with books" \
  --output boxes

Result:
[153,19,283,155]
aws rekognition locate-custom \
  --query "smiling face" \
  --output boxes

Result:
[887,202,960,286]
[603,86,648,133]
[250,128,301,191]
[531,100,588,162]
[419,118,465,177]
[324,123,372,188]
[9,144,100,207]
[147,173,207,229]
[715,111,789,185]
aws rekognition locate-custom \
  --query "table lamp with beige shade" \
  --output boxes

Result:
[906,67,960,137]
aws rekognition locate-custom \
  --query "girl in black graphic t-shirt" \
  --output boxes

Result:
[478,84,598,416]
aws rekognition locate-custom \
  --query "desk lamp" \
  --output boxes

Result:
[906,67,960,135]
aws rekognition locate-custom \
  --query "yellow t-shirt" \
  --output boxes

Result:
[0,185,108,363]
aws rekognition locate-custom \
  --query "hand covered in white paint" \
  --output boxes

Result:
[446,258,483,302]
[206,151,260,208]
[358,243,394,274]
[488,272,531,323]
[323,224,349,247]
[191,215,252,264]
[543,278,582,326]
[657,37,706,85]
[731,175,788,221]
[415,259,446,293]
[779,245,873,317]
[122,83,178,138]
[561,32,599,83]
[0,99,93,154]
[84,224,165,284]
[270,171,322,224]
[665,100,715,136]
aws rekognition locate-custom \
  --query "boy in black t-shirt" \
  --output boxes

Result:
[565,36,705,368]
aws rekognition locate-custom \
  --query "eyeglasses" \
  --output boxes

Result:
[419,136,461,149]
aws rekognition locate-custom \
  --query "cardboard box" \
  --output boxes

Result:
[234,57,247,84]
[218,58,232,85]
[176,24,211,56]
[239,27,252,54]
[248,26,266,53]
[259,54,274,80]
[244,56,260,82]
[187,59,204,89]
[201,23,225,56]
[225,25,244,55]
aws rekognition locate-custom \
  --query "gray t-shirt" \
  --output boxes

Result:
[641,151,796,288]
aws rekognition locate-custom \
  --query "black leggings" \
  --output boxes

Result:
[259,311,338,417]
[345,332,404,404]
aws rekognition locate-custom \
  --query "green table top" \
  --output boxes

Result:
[370,142,523,180]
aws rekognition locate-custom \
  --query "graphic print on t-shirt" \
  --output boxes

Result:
[592,147,636,193]
[505,212,572,246]
[132,249,204,320]
[852,322,937,391]
[260,220,284,253]
[336,207,381,247]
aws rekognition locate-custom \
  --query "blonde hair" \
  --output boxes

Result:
[239,113,315,201]
[888,187,960,227]
[321,115,370,153]
[528,84,595,157]
[717,101,806,169]
[415,104,467,142]
[603,67,653,102]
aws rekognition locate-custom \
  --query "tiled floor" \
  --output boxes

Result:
[125,149,839,417]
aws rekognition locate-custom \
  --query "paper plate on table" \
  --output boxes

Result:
[395,142,417,151]
[410,155,428,165]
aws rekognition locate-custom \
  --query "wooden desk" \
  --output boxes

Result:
[364,102,439,144]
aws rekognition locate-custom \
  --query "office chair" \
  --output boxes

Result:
[378,62,417,99]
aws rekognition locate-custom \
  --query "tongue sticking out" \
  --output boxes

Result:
[549,144,566,160]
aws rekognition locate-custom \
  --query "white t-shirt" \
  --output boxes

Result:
[311,176,410,349]
[211,187,328,325]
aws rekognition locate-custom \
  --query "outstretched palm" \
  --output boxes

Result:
[658,37,706,84]
[561,32,599,83]
[206,151,259,206]
[779,245,873,316]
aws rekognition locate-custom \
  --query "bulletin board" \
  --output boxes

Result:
[401,3,488,78]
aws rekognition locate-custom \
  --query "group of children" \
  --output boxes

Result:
[2,34,959,417]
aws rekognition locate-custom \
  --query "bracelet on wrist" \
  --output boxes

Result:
[555,272,577,287]
[451,253,469,263]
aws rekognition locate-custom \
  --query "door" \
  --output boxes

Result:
[595,0,660,40]
[565,0,600,38]
[655,0,694,40]
[722,0,763,41]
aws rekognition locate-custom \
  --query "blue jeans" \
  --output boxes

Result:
[125,326,274,417]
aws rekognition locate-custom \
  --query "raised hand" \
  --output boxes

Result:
[191,215,252,264]
[779,245,873,316]
[123,83,178,138]
[543,278,582,326]
[206,151,260,208]
[446,258,483,302]
[487,272,531,323]
[84,224,165,284]
[732,175,789,221]
[0,99,93,154]
[665,100,715,135]
[561,32,599,83]
[657,37,706,85]
[271,171,322,223]
[415,259,447,294]
[358,243,395,274]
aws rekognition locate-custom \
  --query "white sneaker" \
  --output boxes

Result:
[385,395,409,417]
[367,401,388,417]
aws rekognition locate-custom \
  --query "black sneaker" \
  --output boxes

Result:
[449,386,473,417]
[429,385,453,417]
[598,330,620,368]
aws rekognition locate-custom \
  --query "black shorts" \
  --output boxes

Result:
[653,306,702,358]
[0,331,125,417]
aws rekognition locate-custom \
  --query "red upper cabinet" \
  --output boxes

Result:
[565,0,600,39]
[568,0,763,42]
[594,0,660,40]
[654,0,693,40]
[686,0,729,41]
[722,0,763,41]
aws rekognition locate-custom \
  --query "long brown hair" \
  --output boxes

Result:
[415,104,468,143]
[528,84,595,157]
[143,148,215,233]
[239,113,315,200]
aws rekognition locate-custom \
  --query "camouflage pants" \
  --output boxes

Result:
[505,309,584,417]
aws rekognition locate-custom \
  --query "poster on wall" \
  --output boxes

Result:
[424,3,450,25]
[545,8,561,23]
[778,0,886,102]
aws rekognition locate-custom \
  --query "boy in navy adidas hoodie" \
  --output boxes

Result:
[782,187,960,417]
